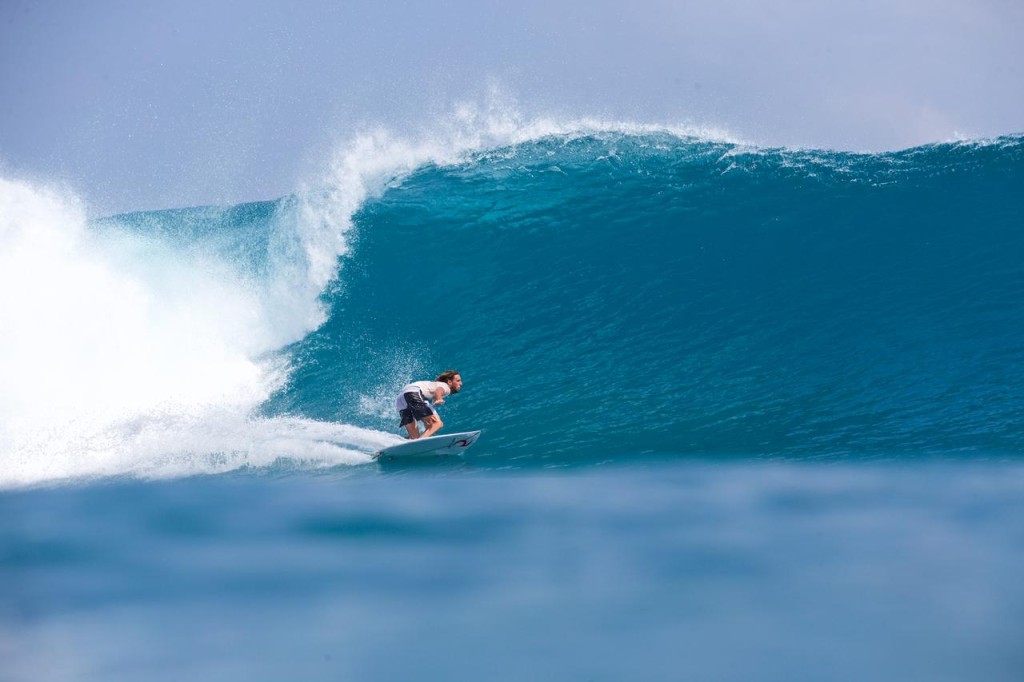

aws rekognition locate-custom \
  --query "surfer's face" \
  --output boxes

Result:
[448,374,463,393]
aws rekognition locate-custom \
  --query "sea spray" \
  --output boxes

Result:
[0,177,393,487]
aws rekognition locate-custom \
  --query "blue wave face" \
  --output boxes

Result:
[270,133,1024,461]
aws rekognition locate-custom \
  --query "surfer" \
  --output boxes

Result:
[396,370,463,439]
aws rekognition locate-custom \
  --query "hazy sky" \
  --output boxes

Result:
[2,0,1022,214]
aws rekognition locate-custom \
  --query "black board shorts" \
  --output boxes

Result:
[399,391,435,427]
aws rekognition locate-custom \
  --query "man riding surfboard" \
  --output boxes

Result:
[395,370,463,439]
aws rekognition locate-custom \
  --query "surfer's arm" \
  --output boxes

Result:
[433,387,446,405]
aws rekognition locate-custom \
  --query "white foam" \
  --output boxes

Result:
[0,178,391,488]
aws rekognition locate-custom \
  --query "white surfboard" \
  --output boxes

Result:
[374,430,481,461]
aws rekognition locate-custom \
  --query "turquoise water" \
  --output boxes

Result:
[2,130,1023,680]
[281,133,1024,460]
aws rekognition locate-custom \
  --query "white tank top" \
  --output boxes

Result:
[396,381,450,409]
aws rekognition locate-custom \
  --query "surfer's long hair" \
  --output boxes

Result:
[436,369,461,392]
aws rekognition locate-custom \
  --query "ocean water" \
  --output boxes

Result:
[2,124,1023,680]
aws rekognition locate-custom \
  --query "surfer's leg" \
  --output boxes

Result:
[399,403,422,439]
[421,414,443,438]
